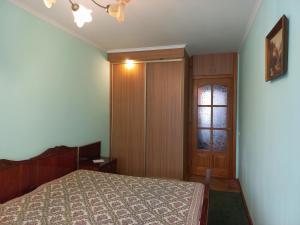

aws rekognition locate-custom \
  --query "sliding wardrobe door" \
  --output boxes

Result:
[146,61,184,179]
[111,63,145,176]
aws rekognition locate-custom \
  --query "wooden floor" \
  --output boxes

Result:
[189,176,241,192]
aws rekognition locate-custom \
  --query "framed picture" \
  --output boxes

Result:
[265,15,289,81]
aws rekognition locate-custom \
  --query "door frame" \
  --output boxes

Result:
[188,54,237,179]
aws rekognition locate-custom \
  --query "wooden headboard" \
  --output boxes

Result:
[78,141,101,161]
[0,146,77,203]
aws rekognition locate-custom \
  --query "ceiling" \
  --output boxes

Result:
[9,0,261,55]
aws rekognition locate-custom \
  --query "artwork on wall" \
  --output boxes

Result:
[265,15,289,81]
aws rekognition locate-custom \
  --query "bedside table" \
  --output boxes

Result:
[79,157,117,173]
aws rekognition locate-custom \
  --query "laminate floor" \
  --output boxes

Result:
[189,176,240,192]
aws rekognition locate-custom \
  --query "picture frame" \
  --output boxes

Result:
[265,15,289,81]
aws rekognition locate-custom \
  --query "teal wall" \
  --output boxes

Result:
[239,0,300,225]
[0,1,110,159]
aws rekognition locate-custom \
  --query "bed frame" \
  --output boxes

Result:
[0,143,209,225]
[0,146,77,203]
[200,185,209,225]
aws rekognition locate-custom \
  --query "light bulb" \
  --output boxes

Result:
[125,60,134,69]
[72,4,92,28]
[43,0,56,8]
[107,0,126,23]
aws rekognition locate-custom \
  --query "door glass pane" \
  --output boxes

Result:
[197,129,210,149]
[198,107,211,128]
[213,130,227,151]
[213,85,228,105]
[213,107,227,128]
[198,85,211,105]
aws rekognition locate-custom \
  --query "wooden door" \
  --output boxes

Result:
[190,78,234,178]
[111,63,146,176]
[146,61,184,179]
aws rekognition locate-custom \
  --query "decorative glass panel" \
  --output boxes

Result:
[198,85,211,105]
[213,130,227,151]
[197,129,210,149]
[198,107,211,128]
[213,85,228,105]
[213,107,227,128]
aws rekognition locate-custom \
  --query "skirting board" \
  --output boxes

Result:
[237,179,254,225]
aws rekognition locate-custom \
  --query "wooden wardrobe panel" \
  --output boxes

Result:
[108,48,185,63]
[111,63,145,176]
[146,61,184,179]
[192,53,234,76]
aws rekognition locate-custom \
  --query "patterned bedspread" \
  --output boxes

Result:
[0,170,204,225]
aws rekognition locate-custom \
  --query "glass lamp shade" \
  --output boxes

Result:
[107,1,126,23]
[43,0,56,8]
[72,4,93,28]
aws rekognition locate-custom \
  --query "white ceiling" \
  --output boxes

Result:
[9,0,261,55]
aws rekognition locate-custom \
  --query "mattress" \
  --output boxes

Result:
[0,170,204,225]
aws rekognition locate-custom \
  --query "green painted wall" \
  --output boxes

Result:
[0,1,110,159]
[239,0,300,225]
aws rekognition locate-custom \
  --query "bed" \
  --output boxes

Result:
[0,145,208,225]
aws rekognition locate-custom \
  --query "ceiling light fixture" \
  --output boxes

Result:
[125,59,134,69]
[43,0,131,28]
[69,1,92,28]
[44,0,56,8]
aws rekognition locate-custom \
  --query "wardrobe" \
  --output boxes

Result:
[108,48,189,180]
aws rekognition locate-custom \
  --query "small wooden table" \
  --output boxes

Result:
[79,157,117,173]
